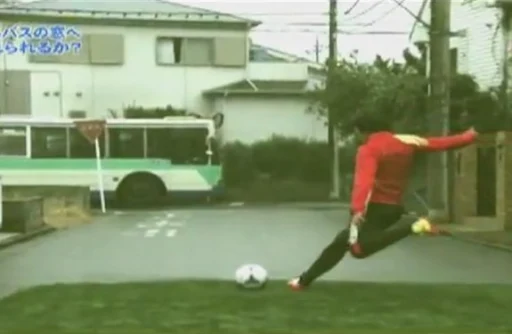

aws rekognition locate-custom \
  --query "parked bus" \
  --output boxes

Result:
[0,117,222,205]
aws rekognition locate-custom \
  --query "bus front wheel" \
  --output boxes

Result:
[117,173,166,207]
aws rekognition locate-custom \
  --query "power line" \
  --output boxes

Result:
[253,27,409,35]
[390,0,430,29]
[354,0,406,27]
[343,0,385,22]
[344,0,362,15]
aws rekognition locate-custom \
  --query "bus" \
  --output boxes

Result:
[0,117,223,205]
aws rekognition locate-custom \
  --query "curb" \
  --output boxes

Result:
[0,225,56,250]
[224,202,351,210]
[449,233,512,252]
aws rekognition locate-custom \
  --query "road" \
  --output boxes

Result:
[1,205,512,298]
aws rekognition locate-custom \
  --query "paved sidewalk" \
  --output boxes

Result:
[443,223,512,252]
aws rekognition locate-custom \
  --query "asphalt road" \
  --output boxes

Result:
[1,205,512,298]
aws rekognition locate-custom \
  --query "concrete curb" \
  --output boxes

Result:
[223,202,351,210]
[0,225,56,250]
[449,233,512,252]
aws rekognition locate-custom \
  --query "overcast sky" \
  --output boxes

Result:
[178,0,425,62]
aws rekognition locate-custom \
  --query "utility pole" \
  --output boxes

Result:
[428,0,451,221]
[500,6,511,120]
[328,0,340,200]
[314,35,321,63]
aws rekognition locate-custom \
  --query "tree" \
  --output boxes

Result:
[311,47,503,136]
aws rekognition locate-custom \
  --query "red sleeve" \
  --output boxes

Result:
[421,130,477,152]
[350,145,378,215]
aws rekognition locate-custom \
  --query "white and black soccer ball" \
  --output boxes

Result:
[235,264,268,289]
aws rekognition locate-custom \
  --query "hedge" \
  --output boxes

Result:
[221,136,356,201]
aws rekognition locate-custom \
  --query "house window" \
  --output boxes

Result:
[156,37,182,64]
[28,34,124,65]
[156,37,213,66]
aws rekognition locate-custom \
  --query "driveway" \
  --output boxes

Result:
[1,206,511,298]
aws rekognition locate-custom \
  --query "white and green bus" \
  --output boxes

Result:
[0,117,223,205]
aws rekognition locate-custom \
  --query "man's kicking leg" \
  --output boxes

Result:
[288,214,436,290]
[350,217,436,259]
[288,228,350,290]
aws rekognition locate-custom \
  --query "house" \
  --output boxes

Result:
[409,0,512,90]
[0,0,327,144]
[208,43,327,143]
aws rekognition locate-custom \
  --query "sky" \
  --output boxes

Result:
[178,0,425,63]
[17,0,425,63]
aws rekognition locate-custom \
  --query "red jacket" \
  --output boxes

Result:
[350,130,477,214]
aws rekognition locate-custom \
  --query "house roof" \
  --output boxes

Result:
[203,79,309,97]
[0,0,260,26]
[250,43,324,70]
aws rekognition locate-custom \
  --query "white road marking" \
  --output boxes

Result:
[229,202,244,207]
[166,229,177,237]
[136,224,147,228]
[155,220,168,227]
[166,213,175,218]
[144,229,160,238]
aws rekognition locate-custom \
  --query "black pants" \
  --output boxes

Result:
[300,203,412,286]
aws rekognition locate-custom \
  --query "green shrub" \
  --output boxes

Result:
[222,136,354,187]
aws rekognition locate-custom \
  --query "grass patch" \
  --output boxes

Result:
[0,280,510,334]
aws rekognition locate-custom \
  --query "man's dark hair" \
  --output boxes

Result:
[352,112,392,133]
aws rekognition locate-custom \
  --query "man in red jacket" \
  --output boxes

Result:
[288,113,478,290]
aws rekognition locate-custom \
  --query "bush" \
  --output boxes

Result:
[223,136,331,186]
[222,136,355,201]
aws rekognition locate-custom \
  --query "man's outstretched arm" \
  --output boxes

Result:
[394,128,478,152]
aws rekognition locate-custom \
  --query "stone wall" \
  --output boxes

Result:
[3,186,90,229]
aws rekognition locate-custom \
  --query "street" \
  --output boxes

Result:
[1,205,512,298]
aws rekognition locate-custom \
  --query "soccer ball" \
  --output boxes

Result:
[235,264,268,289]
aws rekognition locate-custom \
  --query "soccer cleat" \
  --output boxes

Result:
[411,217,440,235]
[288,277,306,291]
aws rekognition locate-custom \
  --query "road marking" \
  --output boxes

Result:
[155,220,168,227]
[166,229,177,237]
[229,202,244,207]
[166,213,175,218]
[144,229,160,238]
[137,223,147,228]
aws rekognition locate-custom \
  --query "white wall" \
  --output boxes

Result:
[410,0,503,89]
[459,1,504,89]
[217,95,327,143]
[0,22,249,118]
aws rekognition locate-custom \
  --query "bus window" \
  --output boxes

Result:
[109,128,144,158]
[0,127,26,156]
[146,128,172,159]
[69,127,106,158]
[31,127,67,158]
[167,128,210,165]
